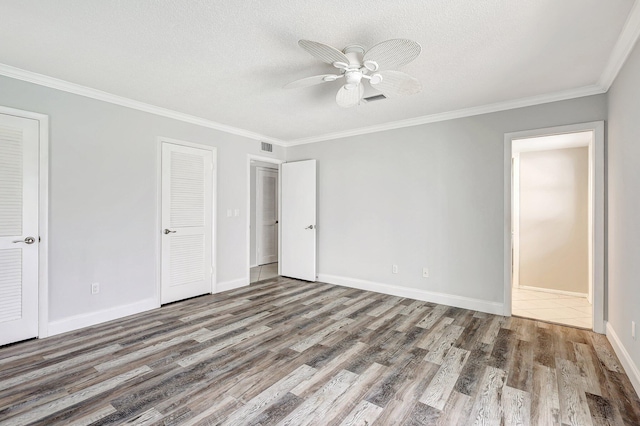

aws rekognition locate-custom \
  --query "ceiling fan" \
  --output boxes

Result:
[285,39,422,108]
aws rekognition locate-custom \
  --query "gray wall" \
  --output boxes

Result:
[607,39,640,377]
[519,147,589,294]
[0,76,284,323]
[286,95,606,304]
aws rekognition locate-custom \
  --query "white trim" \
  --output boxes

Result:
[606,321,640,398]
[598,0,640,89]
[504,121,605,334]
[286,85,605,146]
[0,105,49,339]
[517,285,588,299]
[157,137,217,303]
[246,155,283,285]
[0,63,286,146]
[0,63,609,148]
[512,153,520,289]
[318,274,504,315]
[215,278,248,293]
[48,298,157,337]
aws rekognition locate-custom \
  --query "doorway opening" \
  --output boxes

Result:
[248,156,282,284]
[504,122,605,333]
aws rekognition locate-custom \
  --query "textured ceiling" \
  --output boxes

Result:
[0,0,635,143]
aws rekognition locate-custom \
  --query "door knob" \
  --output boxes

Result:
[13,237,36,244]
[164,229,176,234]
[305,225,315,230]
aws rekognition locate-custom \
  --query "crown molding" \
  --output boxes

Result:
[598,0,640,90]
[0,63,287,146]
[286,84,607,146]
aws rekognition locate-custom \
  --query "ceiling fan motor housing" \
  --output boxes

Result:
[344,70,363,89]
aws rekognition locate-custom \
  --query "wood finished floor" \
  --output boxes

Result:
[1,277,639,426]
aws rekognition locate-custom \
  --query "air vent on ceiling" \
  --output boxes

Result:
[260,142,273,153]
[362,94,387,103]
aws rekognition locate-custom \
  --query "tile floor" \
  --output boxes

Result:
[250,262,278,283]
[512,286,592,329]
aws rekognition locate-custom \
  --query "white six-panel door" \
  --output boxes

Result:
[280,160,316,282]
[256,167,278,265]
[161,142,214,304]
[0,113,39,346]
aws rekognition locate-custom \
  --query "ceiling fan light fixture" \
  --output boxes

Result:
[333,61,349,69]
[364,60,379,72]
[369,73,383,85]
[323,75,338,82]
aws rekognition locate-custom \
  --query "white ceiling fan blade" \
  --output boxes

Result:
[373,70,422,98]
[336,84,364,108]
[363,39,421,70]
[298,40,350,66]
[284,74,341,89]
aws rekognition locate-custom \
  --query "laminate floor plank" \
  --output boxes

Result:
[531,364,561,426]
[338,400,383,426]
[0,277,637,425]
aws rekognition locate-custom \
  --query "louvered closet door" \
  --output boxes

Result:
[161,143,213,304]
[0,113,39,346]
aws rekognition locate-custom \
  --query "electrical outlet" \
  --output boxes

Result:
[91,282,100,294]
[422,267,429,278]
[633,321,636,340]
[392,264,398,274]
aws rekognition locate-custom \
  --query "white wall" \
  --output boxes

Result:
[0,75,284,330]
[518,147,589,294]
[286,95,606,311]
[607,38,640,391]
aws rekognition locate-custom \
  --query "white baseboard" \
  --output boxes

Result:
[606,321,640,398]
[517,285,588,299]
[317,274,504,315]
[48,298,158,337]
[216,277,248,293]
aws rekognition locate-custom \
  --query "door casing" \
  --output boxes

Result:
[0,105,49,339]
[246,155,283,283]
[503,121,605,333]
[256,167,279,265]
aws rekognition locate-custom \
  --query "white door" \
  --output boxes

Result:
[257,167,278,265]
[281,160,316,281]
[161,142,214,304]
[0,113,39,346]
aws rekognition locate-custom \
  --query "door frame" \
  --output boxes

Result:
[256,166,279,266]
[0,105,49,339]
[503,121,605,333]
[156,137,217,306]
[246,155,283,283]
